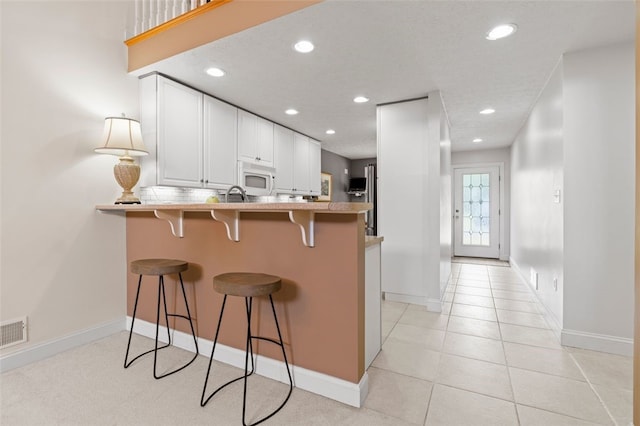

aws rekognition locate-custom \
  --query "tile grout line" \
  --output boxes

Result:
[566,351,619,426]
[492,263,616,425]
[488,264,522,426]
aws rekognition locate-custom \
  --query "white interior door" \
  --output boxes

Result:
[454,166,500,258]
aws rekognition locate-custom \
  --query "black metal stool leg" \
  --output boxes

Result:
[201,296,257,408]
[124,273,199,379]
[241,297,253,426]
[124,274,144,369]
[153,275,172,379]
[178,272,200,357]
[241,295,293,426]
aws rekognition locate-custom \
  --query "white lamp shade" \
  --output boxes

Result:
[95,117,148,156]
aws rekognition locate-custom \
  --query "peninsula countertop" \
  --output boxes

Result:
[96,201,372,213]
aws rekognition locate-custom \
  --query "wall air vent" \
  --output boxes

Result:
[1,317,27,349]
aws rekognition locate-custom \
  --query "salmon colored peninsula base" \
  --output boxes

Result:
[125,211,365,383]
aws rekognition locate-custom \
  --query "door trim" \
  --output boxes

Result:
[452,162,505,260]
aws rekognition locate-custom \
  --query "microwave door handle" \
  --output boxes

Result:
[269,173,274,195]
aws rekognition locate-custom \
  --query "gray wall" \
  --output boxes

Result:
[320,149,350,202]
[348,158,376,202]
[350,158,377,177]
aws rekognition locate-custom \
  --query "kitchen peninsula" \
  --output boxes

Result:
[97,202,379,407]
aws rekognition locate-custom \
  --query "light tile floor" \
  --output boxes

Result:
[375,262,633,426]
[0,262,634,425]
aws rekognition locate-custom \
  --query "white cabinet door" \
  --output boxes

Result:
[238,109,258,164]
[308,139,321,196]
[274,125,294,192]
[238,110,274,166]
[293,133,310,194]
[157,76,203,187]
[256,117,274,166]
[203,95,237,188]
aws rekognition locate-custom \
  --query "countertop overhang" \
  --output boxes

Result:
[96,202,372,247]
[96,202,372,213]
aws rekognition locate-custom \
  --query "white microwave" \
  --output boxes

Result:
[238,161,275,196]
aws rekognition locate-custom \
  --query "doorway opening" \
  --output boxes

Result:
[453,164,504,260]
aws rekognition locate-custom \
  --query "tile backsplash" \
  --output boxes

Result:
[140,186,220,204]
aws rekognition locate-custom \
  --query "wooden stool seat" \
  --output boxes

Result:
[213,272,281,298]
[130,259,188,276]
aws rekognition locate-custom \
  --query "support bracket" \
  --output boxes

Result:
[288,210,315,247]
[154,210,184,238]
[211,209,240,242]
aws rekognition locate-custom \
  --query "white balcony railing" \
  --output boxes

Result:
[133,0,210,37]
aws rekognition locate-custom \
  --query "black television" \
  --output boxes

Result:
[348,177,367,193]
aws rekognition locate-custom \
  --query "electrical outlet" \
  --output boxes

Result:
[553,278,558,291]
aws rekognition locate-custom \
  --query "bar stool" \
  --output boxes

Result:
[125,258,199,379]
[201,272,293,426]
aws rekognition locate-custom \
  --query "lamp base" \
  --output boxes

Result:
[113,156,142,205]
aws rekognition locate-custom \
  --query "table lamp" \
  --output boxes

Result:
[95,116,148,204]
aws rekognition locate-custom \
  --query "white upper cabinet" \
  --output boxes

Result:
[157,76,203,187]
[293,133,310,193]
[273,128,321,196]
[139,74,237,189]
[139,74,316,194]
[238,110,274,167]
[308,139,321,196]
[203,95,237,188]
[274,124,294,192]
[257,116,274,165]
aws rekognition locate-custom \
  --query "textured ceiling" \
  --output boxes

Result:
[133,1,635,159]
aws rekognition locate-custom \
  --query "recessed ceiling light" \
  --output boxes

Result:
[293,40,314,53]
[353,96,369,103]
[479,108,496,115]
[326,129,336,135]
[473,138,483,143]
[285,109,299,115]
[486,24,517,40]
[205,67,225,77]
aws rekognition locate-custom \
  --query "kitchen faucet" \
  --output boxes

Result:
[225,185,246,203]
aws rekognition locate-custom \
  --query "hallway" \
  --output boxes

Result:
[375,262,632,425]
[0,262,632,425]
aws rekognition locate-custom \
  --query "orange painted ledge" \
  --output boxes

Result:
[126,0,323,72]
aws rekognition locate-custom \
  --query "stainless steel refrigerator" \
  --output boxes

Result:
[365,164,377,236]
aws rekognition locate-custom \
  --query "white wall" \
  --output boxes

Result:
[452,147,511,259]
[562,43,635,352]
[436,94,452,295]
[510,42,635,355]
[510,61,564,328]
[378,93,451,310]
[0,1,136,358]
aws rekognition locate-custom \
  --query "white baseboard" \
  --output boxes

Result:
[383,292,442,313]
[128,317,368,407]
[509,257,633,357]
[0,318,125,373]
[561,329,633,357]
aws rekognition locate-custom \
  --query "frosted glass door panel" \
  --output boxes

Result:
[454,166,500,258]
[462,173,491,246]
